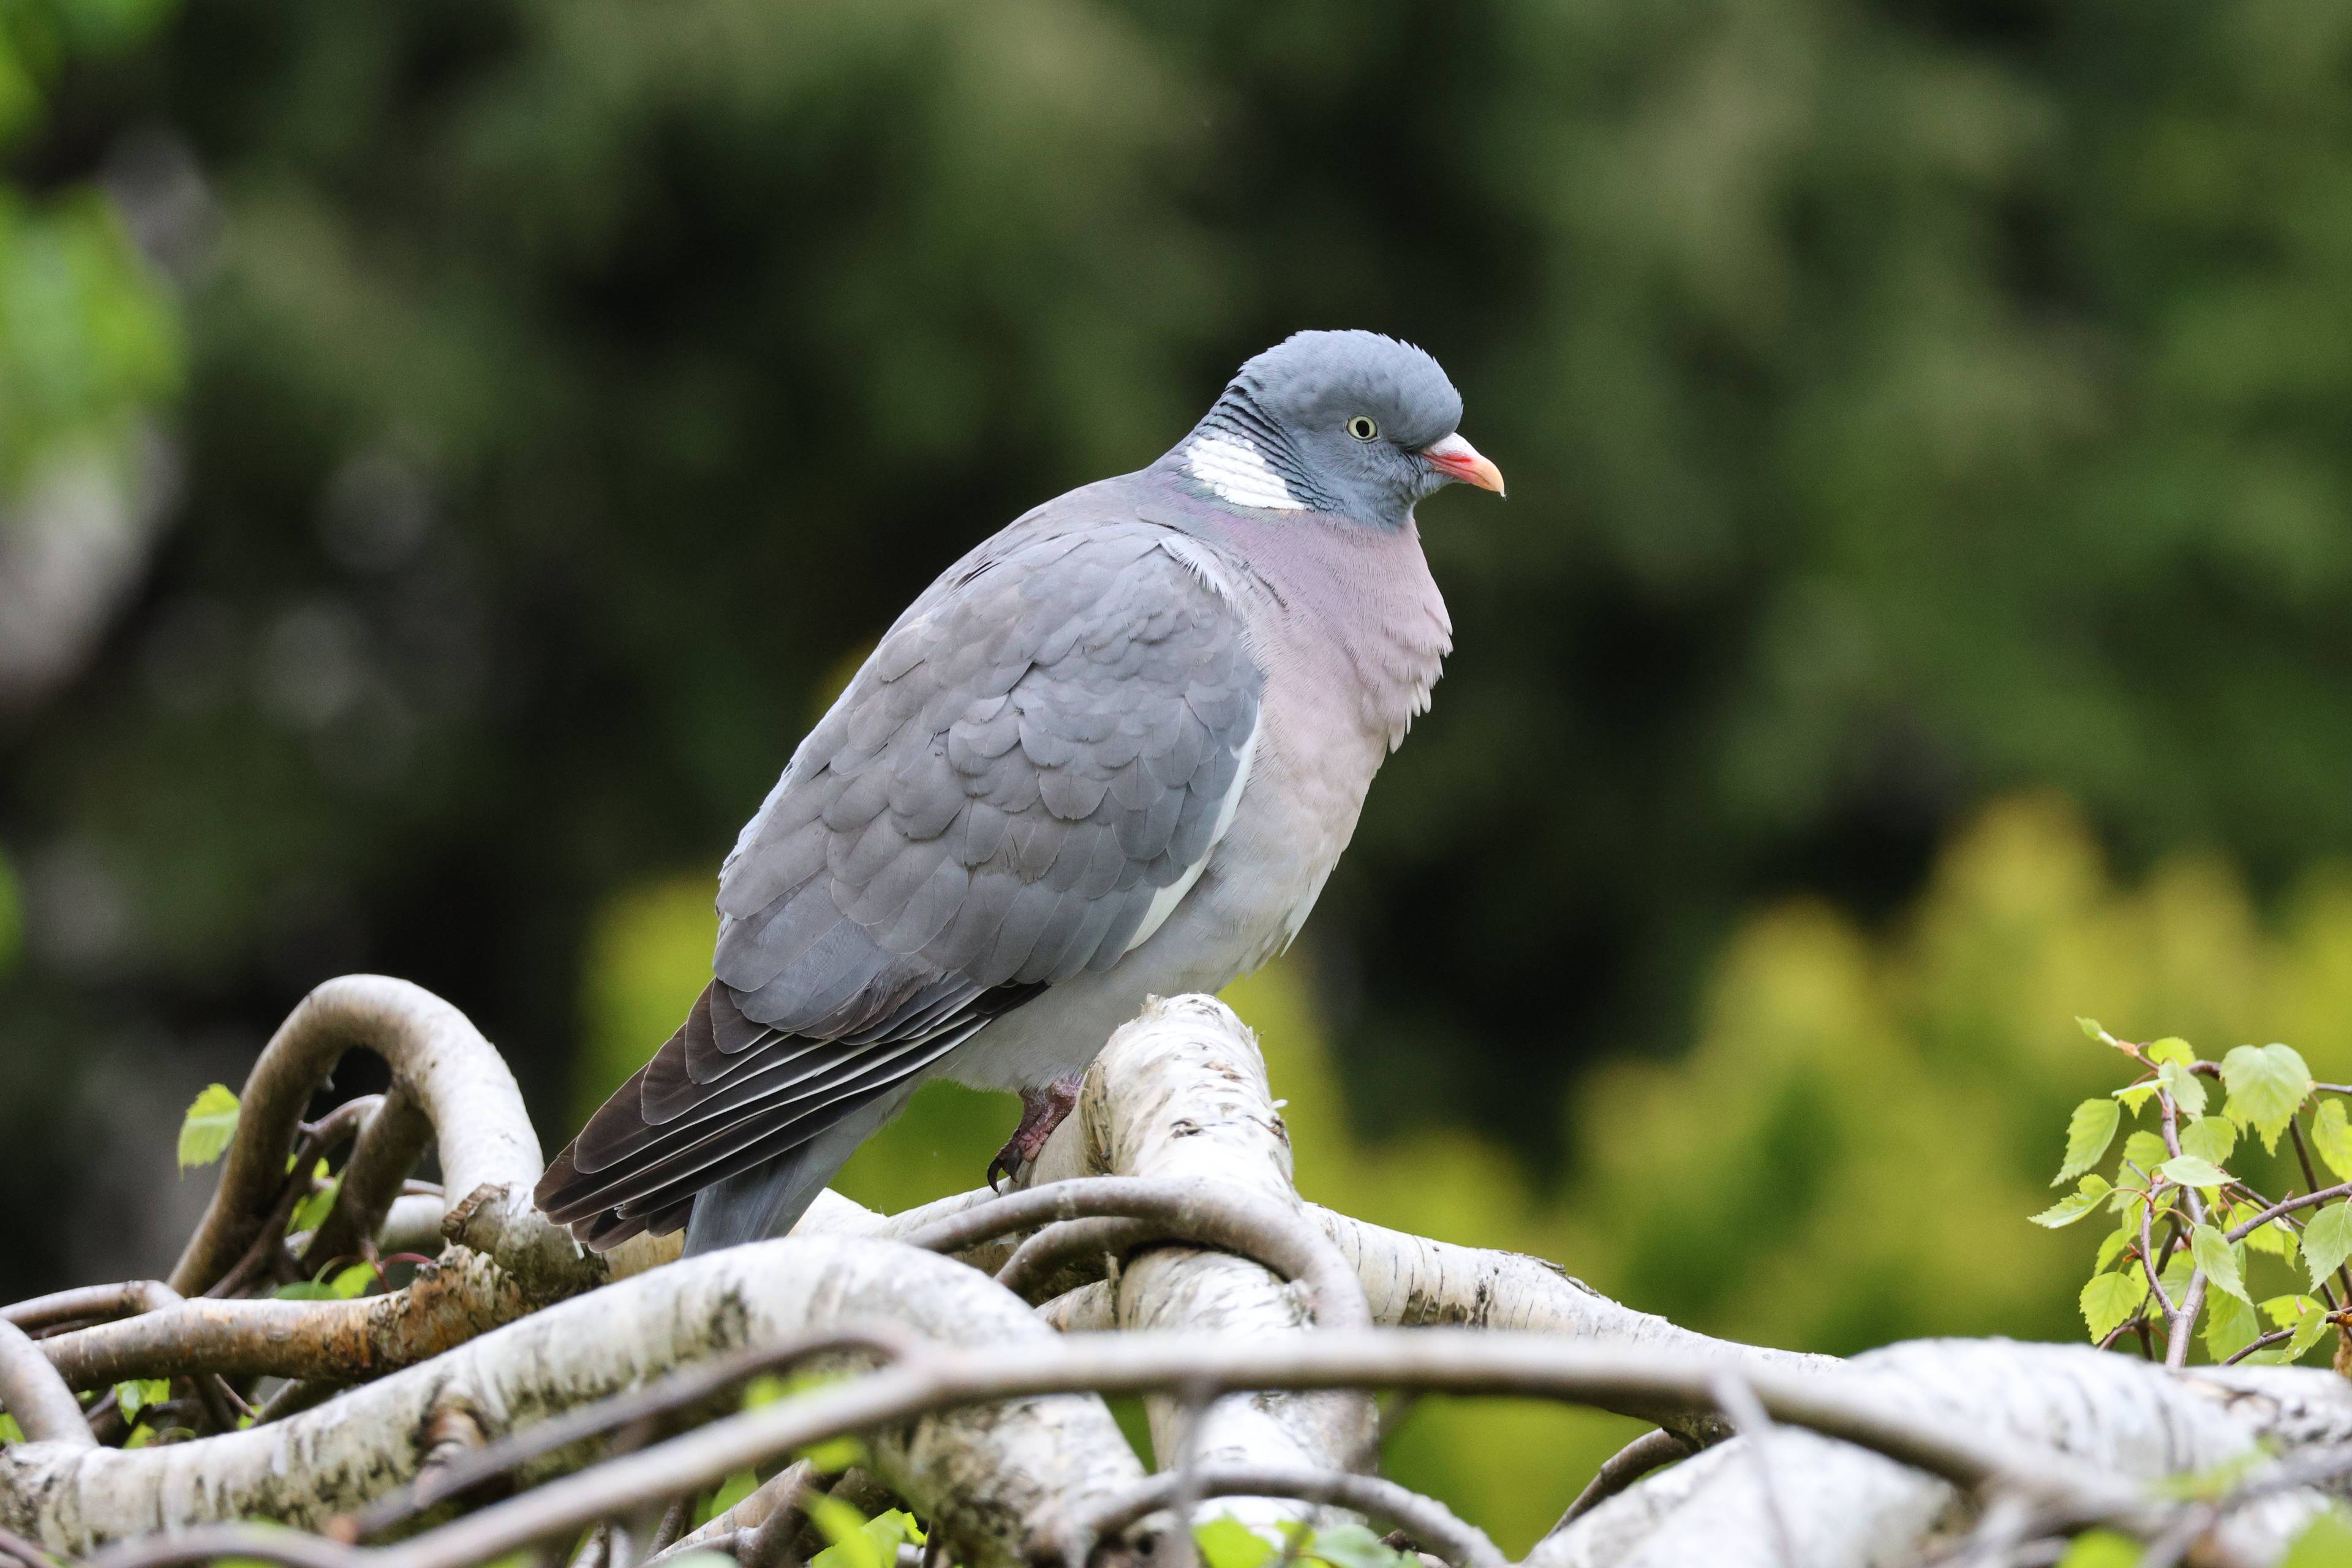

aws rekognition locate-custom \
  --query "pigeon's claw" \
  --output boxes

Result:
[988,1073,1085,1191]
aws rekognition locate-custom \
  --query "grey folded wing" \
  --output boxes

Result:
[535,519,1263,1246]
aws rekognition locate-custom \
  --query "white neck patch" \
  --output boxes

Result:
[1185,434,1307,511]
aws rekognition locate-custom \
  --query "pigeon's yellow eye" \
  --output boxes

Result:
[1346,416,1379,441]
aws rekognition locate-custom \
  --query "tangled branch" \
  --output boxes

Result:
[9,983,2352,1568]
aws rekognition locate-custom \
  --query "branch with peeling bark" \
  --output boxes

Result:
[10,982,2352,1568]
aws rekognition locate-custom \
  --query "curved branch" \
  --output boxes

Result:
[0,1319,91,1448]
[169,976,589,1303]
[375,1194,447,1257]
[303,1086,434,1274]
[1549,1428,1692,1531]
[3,1281,181,1335]
[998,1216,1155,1301]
[900,1177,1371,1330]
[1065,1464,1507,1568]
[208,1096,382,1300]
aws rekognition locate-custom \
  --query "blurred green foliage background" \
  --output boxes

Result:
[6,0,2352,1545]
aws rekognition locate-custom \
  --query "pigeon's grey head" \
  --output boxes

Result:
[1166,330,1504,526]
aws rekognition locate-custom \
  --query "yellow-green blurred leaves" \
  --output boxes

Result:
[0,189,181,495]
[574,876,718,1127]
[2284,1509,2352,1568]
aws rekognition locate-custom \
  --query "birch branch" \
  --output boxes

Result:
[4,1237,1143,1566]
[75,1327,2330,1568]
[1018,995,1380,1532]
[168,976,594,1304]
[0,1319,91,1448]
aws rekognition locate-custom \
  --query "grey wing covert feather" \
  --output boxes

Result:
[535,521,1263,1247]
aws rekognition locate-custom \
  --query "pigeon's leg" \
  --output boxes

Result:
[988,1073,1085,1191]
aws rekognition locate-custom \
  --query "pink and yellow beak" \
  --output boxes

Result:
[1420,432,1506,496]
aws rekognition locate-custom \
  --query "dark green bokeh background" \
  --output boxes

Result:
[5,0,2352,1326]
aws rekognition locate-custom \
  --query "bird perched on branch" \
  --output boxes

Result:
[537,330,1504,1254]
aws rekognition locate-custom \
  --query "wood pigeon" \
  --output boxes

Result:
[537,330,1505,1254]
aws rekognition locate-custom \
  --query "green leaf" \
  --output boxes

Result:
[2180,1113,2238,1168]
[271,1261,374,1302]
[2114,1083,2158,1114]
[115,1378,168,1419]
[1302,1525,1411,1568]
[289,1163,338,1237]
[2263,1295,2332,1363]
[810,1509,921,1568]
[2283,1509,2352,1568]
[123,1423,154,1449]
[2204,1288,2260,1360]
[2148,1037,2198,1068]
[2054,1098,2121,1185]
[1194,1518,1276,1568]
[2193,1223,2252,1305]
[2056,1531,2141,1568]
[2032,1175,2112,1228]
[0,1412,24,1444]
[2081,1269,2150,1341]
[2159,1059,2208,1118]
[2077,1017,2108,1042]
[805,1495,878,1568]
[2315,1100,2352,1183]
[2160,1155,2231,1189]
[2124,1131,2171,1170]
[2307,1204,2352,1292]
[2222,1043,2316,1153]
[178,1085,240,1171]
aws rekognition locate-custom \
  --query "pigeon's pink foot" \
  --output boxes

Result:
[989,1073,1085,1191]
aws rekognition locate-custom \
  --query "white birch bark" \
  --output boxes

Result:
[1022,994,1378,1532]
[1,1237,1142,1566]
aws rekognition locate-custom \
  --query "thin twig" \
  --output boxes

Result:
[1161,1379,1212,1568]
[209,1097,382,1301]
[1711,1370,1796,1568]
[900,1177,1371,1331]
[2222,1180,2352,1242]
[1550,1429,1694,1531]
[341,1326,914,1540]
[1065,1462,1506,1568]
[2220,1327,2297,1367]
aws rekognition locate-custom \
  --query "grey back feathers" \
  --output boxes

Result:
[537,514,1262,1248]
